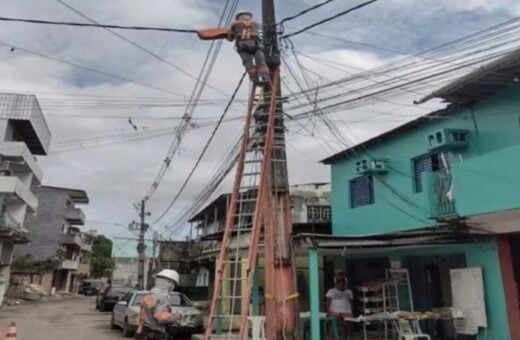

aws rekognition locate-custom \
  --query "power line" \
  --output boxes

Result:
[140,0,239,203]
[0,15,198,33]
[54,0,236,99]
[281,0,379,39]
[279,0,336,25]
[150,72,246,225]
[0,40,187,98]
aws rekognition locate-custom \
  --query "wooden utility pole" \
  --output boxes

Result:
[137,200,147,290]
[261,1,298,338]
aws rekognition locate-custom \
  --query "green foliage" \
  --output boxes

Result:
[12,255,58,273]
[92,235,113,258]
[90,256,115,278]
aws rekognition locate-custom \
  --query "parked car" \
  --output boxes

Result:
[111,290,147,337]
[97,286,134,312]
[79,279,104,296]
[111,291,203,337]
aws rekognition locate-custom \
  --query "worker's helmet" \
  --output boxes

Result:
[156,269,180,284]
[235,10,253,20]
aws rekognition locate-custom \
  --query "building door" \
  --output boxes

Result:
[406,254,469,340]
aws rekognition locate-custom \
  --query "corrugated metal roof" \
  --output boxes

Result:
[416,47,520,105]
[322,47,520,165]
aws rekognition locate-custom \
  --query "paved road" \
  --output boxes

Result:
[0,296,120,340]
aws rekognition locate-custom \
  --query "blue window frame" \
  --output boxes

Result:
[350,175,374,208]
[412,153,447,192]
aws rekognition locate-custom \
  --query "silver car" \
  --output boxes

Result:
[111,290,203,337]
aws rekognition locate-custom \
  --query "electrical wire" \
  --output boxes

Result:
[0,16,198,33]
[281,0,379,39]
[279,0,336,25]
[150,72,246,225]
[54,0,238,100]
[140,0,239,203]
[0,40,187,98]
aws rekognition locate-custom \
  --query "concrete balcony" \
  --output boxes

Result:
[0,142,43,183]
[0,176,38,211]
[0,93,51,155]
[59,233,93,252]
[57,259,79,270]
[59,233,82,247]
[65,207,85,225]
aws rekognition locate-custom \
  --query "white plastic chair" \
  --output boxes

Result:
[394,319,431,340]
[247,315,266,340]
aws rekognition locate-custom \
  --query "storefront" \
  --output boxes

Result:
[295,229,511,340]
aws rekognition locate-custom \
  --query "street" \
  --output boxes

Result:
[0,296,120,340]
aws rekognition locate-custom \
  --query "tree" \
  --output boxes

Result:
[91,256,115,278]
[91,235,114,278]
[92,235,113,258]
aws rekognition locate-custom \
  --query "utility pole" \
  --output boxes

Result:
[137,200,147,290]
[261,1,298,339]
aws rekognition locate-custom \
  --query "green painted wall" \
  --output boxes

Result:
[330,85,520,236]
[332,241,510,340]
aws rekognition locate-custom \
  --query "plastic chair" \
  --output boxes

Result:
[247,315,266,340]
[394,319,431,340]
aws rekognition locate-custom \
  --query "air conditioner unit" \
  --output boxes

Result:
[427,129,469,151]
[355,158,388,175]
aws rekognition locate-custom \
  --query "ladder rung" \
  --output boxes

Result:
[222,277,247,281]
[243,172,261,176]
[244,159,262,164]
[236,198,257,203]
[233,212,254,217]
[239,185,258,190]
[212,314,240,319]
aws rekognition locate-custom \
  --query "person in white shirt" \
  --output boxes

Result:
[326,271,353,339]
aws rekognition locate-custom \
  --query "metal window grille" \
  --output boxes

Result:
[349,175,374,208]
[412,153,447,192]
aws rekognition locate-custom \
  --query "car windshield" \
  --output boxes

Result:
[169,293,193,307]
[132,293,148,306]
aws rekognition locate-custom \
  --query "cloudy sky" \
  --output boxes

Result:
[0,0,517,240]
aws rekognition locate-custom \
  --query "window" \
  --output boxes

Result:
[412,153,447,192]
[306,206,332,221]
[321,207,331,221]
[307,206,320,221]
[350,176,374,208]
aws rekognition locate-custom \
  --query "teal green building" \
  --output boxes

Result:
[303,50,520,339]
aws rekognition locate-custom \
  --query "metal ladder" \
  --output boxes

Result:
[204,71,285,339]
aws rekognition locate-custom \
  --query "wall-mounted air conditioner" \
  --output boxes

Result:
[427,129,469,151]
[355,158,388,175]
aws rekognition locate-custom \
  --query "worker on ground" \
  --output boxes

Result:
[326,269,353,339]
[137,269,180,340]
[227,11,271,86]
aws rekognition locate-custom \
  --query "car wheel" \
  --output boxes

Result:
[110,313,118,329]
[122,318,133,338]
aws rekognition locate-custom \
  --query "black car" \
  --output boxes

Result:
[79,280,104,296]
[97,286,134,312]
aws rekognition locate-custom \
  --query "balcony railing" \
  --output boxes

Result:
[430,169,457,218]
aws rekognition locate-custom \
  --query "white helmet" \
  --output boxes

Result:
[156,269,180,284]
[235,10,253,20]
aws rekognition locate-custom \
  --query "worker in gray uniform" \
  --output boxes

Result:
[227,10,271,86]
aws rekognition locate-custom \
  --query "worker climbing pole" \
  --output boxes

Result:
[198,1,298,339]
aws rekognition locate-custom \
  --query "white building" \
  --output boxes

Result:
[0,93,51,304]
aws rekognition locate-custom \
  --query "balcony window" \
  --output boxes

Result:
[350,175,374,208]
[307,206,332,221]
[412,153,448,192]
